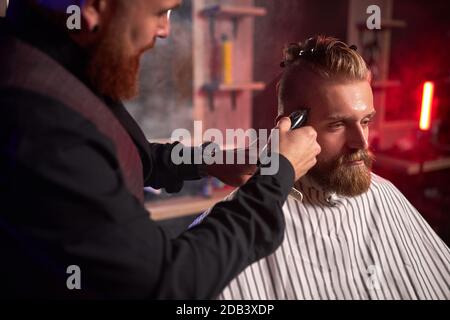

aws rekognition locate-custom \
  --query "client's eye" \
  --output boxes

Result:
[328,122,344,129]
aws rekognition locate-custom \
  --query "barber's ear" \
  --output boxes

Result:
[81,0,108,32]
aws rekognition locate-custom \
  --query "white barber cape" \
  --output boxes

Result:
[193,173,450,300]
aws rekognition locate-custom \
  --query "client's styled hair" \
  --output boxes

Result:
[277,35,371,114]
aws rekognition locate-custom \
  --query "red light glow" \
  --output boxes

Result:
[419,81,434,130]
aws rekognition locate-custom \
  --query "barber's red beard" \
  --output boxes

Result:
[308,149,375,197]
[85,24,141,102]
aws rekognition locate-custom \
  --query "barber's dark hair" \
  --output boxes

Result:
[277,35,370,115]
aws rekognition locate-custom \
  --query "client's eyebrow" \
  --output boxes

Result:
[364,111,377,119]
[326,110,376,122]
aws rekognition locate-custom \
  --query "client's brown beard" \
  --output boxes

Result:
[308,149,375,197]
[85,23,141,102]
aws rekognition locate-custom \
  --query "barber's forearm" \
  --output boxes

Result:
[145,143,202,192]
[204,154,295,262]
[157,155,295,299]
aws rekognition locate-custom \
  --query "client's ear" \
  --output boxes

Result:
[275,114,285,126]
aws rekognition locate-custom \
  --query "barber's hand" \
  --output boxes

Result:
[205,149,257,187]
[274,117,321,181]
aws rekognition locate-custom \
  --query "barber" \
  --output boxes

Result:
[0,0,320,298]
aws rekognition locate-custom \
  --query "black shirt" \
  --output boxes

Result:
[0,7,295,299]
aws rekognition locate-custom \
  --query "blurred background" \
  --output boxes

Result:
[124,0,450,244]
[4,1,447,243]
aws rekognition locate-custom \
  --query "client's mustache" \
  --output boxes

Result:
[337,149,375,167]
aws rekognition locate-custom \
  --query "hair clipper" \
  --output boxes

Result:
[289,109,309,130]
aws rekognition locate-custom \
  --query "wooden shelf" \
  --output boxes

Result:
[146,189,233,221]
[194,0,262,125]
[201,5,267,18]
[219,82,266,91]
[375,154,450,175]
[202,82,265,93]
[357,19,407,30]
[201,82,265,110]
[380,19,407,29]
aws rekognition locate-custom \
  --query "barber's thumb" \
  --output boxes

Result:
[276,117,291,132]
